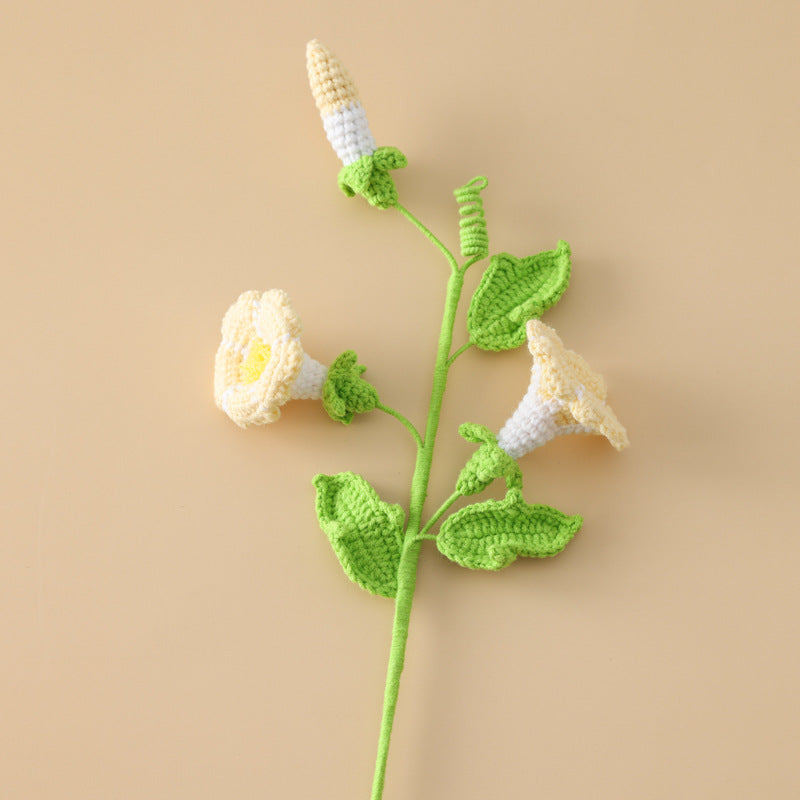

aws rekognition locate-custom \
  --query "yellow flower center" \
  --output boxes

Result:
[240,337,271,384]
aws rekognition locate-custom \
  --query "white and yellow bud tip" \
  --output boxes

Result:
[306,39,377,166]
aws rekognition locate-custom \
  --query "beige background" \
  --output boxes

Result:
[2,1,799,798]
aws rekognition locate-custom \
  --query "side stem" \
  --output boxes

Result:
[370,263,465,800]
[394,202,459,273]
[376,402,423,449]
[417,491,461,540]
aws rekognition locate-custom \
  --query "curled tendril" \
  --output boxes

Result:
[454,176,489,259]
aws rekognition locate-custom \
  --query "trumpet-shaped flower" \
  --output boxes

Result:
[214,290,327,427]
[497,320,629,457]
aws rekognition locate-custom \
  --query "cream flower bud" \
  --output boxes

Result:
[306,39,377,166]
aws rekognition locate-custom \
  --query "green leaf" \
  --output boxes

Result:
[322,351,379,425]
[312,472,405,597]
[437,489,582,570]
[467,241,571,351]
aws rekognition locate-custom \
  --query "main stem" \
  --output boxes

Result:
[370,264,465,800]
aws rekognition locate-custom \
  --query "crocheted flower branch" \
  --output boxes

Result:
[212,41,629,800]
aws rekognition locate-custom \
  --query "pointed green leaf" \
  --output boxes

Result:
[312,472,405,597]
[467,241,571,351]
[437,489,582,570]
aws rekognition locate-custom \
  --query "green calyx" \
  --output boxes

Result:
[323,350,379,424]
[455,423,522,495]
[337,147,407,209]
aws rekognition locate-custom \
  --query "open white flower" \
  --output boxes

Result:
[497,319,629,457]
[214,290,327,427]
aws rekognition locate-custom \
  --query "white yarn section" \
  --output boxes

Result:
[497,365,562,458]
[289,354,328,400]
[322,101,376,165]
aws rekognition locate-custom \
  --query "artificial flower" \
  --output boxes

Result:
[214,290,327,427]
[497,319,629,457]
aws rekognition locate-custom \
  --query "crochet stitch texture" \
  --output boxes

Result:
[213,40,629,800]
[307,39,377,165]
[307,40,407,208]
[214,290,327,427]
[498,319,629,456]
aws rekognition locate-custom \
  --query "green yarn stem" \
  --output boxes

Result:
[370,225,466,800]
[417,491,461,539]
[376,402,424,450]
[447,341,473,367]
[394,202,459,273]
[461,252,486,274]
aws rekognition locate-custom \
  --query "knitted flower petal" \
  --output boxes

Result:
[528,320,607,405]
[569,393,629,452]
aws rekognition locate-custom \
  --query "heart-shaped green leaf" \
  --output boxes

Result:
[467,241,571,351]
[437,489,582,570]
[313,472,405,597]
